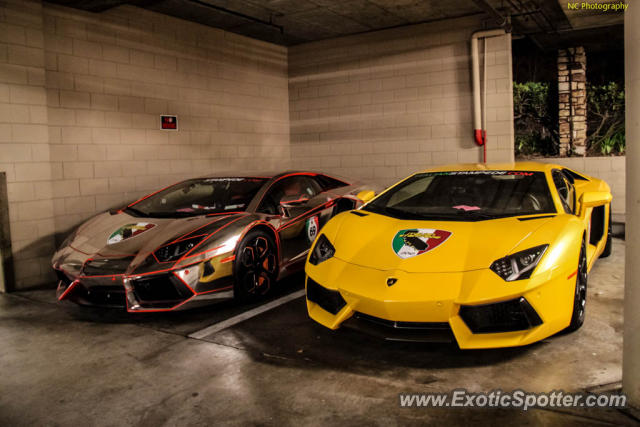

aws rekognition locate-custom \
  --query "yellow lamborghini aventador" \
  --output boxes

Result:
[304,162,613,349]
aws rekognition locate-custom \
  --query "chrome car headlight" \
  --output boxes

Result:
[309,234,335,265]
[490,244,549,282]
[154,236,206,262]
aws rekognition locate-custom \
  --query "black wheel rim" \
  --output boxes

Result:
[239,236,276,296]
[576,243,588,322]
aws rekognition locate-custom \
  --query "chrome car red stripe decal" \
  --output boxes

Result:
[178,214,249,262]
[57,279,79,300]
[277,200,335,232]
[171,270,233,296]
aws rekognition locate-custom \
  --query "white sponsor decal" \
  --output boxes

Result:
[306,216,319,242]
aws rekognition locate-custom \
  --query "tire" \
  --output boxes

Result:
[600,208,613,258]
[566,239,588,332]
[233,230,278,302]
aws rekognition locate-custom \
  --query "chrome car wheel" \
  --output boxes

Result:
[234,231,277,300]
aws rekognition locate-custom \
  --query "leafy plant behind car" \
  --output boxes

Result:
[514,82,559,157]
[586,82,625,155]
[514,82,625,157]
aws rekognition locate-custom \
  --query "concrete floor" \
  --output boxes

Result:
[0,238,637,426]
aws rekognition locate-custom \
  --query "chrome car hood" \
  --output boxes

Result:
[53,211,250,276]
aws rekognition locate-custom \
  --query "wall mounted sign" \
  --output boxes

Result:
[160,115,178,130]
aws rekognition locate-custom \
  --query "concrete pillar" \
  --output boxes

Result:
[624,4,640,408]
[558,47,587,156]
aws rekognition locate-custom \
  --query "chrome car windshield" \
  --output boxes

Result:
[126,177,267,218]
[363,171,556,221]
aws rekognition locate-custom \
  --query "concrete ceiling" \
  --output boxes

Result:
[560,0,625,30]
[46,0,622,49]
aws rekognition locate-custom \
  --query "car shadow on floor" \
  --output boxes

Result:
[56,272,306,335]
[27,271,541,373]
[198,286,543,374]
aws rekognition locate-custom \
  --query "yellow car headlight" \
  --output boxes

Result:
[490,244,548,281]
[309,234,335,265]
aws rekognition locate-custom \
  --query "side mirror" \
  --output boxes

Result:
[357,190,376,203]
[278,194,309,218]
[579,191,612,217]
[279,194,309,207]
[580,191,612,208]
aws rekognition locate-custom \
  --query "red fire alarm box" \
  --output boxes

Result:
[160,115,178,130]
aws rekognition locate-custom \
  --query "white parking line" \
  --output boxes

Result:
[188,289,306,340]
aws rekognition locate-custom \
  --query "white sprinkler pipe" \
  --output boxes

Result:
[471,28,506,161]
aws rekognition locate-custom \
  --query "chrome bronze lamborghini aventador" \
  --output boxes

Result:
[52,171,378,312]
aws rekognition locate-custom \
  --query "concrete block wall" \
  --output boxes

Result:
[43,4,290,234]
[0,0,289,290]
[288,16,514,186]
[537,156,626,215]
[0,0,56,289]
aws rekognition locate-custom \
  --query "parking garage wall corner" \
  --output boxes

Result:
[1,0,291,290]
[288,16,515,187]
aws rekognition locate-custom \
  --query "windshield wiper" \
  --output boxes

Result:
[146,211,205,218]
[366,205,501,221]
[124,206,148,217]
[452,210,498,220]
[381,207,462,221]
[383,206,425,219]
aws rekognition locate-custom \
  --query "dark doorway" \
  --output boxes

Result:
[0,172,14,292]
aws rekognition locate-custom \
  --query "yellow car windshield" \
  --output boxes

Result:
[363,171,556,221]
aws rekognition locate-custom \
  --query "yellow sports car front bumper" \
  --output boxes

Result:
[306,256,578,349]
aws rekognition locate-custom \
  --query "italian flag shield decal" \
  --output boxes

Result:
[391,229,452,259]
[107,222,155,245]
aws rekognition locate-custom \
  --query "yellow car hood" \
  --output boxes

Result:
[331,211,553,273]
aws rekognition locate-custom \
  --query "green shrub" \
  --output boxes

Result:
[586,82,625,156]
[513,82,558,157]
[599,132,625,155]
[516,133,557,157]
[513,81,625,157]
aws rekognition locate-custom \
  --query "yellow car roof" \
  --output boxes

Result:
[423,162,567,174]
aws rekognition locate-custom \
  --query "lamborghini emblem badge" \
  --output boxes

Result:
[391,229,452,259]
[386,277,398,287]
